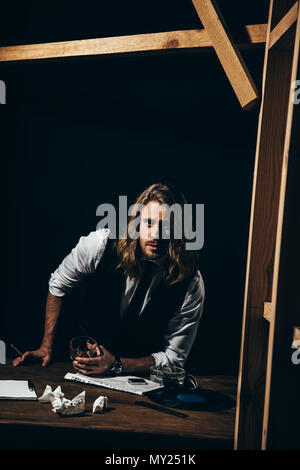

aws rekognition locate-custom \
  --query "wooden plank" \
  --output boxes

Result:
[262,4,300,449]
[263,302,273,322]
[270,0,298,30]
[269,1,298,49]
[234,0,298,449]
[191,0,259,109]
[234,0,274,450]
[0,26,267,65]
[237,48,295,450]
[241,24,269,47]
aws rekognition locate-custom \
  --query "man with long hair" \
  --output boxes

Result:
[14,183,205,376]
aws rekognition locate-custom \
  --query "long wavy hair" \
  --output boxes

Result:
[116,183,199,285]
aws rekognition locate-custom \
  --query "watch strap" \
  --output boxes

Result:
[107,353,123,376]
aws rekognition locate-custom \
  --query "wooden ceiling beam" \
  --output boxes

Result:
[0,25,267,64]
[191,0,260,109]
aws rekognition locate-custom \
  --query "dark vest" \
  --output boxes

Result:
[79,239,193,358]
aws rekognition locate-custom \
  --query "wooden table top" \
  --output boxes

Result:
[0,362,237,449]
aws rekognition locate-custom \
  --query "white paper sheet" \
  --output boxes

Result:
[64,372,164,396]
[0,380,37,400]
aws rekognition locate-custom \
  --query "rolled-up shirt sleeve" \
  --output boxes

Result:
[49,228,110,297]
[151,270,205,368]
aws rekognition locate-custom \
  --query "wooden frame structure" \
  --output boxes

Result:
[1,0,299,449]
[0,2,265,110]
[235,0,300,449]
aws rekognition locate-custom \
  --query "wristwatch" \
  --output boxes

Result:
[107,353,123,376]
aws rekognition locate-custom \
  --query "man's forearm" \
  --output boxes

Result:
[40,292,63,350]
[120,355,155,375]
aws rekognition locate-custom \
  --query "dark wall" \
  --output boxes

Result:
[0,0,269,46]
[1,1,268,374]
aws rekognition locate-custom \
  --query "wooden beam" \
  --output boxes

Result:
[235,0,300,450]
[236,41,295,448]
[269,1,298,49]
[263,302,273,322]
[261,3,300,449]
[0,25,267,64]
[235,0,277,449]
[191,0,260,110]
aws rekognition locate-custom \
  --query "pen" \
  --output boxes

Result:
[10,344,23,357]
[136,400,189,418]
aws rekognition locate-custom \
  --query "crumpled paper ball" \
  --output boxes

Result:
[92,395,108,413]
[38,385,63,404]
[38,385,85,416]
[52,390,86,416]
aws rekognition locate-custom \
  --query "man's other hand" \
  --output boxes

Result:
[12,347,52,367]
[73,345,115,376]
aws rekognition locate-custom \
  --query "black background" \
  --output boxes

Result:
[1,0,269,374]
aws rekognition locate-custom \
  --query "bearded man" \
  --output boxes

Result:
[14,183,205,377]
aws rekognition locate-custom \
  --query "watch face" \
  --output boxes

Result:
[111,359,122,375]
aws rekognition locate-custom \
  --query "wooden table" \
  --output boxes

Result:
[0,362,237,450]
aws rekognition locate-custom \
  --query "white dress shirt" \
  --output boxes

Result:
[49,228,205,368]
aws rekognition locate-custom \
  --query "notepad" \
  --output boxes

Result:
[0,380,38,400]
[64,372,164,396]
